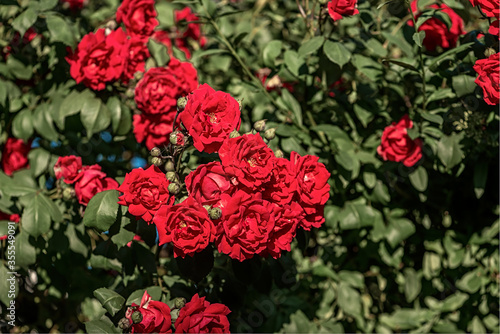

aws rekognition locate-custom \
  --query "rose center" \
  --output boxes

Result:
[247,158,257,167]
[208,113,219,124]
[179,221,187,228]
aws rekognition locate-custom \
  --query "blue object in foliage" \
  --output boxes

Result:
[131,156,147,169]
[100,131,112,143]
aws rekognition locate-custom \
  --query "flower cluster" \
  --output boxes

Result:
[125,291,230,333]
[474,52,499,106]
[54,156,118,205]
[1,138,31,176]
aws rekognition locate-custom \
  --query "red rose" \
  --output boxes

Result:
[175,294,230,333]
[153,196,215,258]
[134,59,198,115]
[290,152,331,230]
[126,291,172,333]
[256,68,295,93]
[261,202,303,259]
[175,7,207,47]
[469,0,499,18]
[216,191,275,261]
[118,165,174,223]
[121,37,150,84]
[61,0,86,10]
[377,115,423,167]
[327,0,359,21]
[474,52,499,105]
[133,113,179,150]
[489,20,500,39]
[408,0,465,51]
[185,162,233,207]
[263,158,297,205]
[54,155,82,184]
[219,133,276,189]
[179,84,241,153]
[74,165,118,206]
[116,0,158,38]
[2,138,30,176]
[66,28,128,91]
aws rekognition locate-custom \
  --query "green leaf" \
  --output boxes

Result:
[409,166,428,192]
[280,89,302,127]
[11,8,37,37]
[262,40,282,68]
[437,133,464,169]
[126,286,163,306]
[6,57,32,80]
[412,31,426,48]
[110,207,135,248]
[441,292,468,312]
[108,96,132,136]
[298,36,325,57]
[469,316,486,334]
[404,268,421,302]
[337,282,362,317]
[335,151,354,170]
[380,309,435,330]
[93,288,125,316]
[284,50,305,76]
[15,231,36,268]
[473,160,488,199]
[81,94,111,138]
[83,190,120,231]
[1,170,37,197]
[148,39,170,67]
[0,265,18,306]
[12,109,34,141]
[33,104,58,141]
[90,254,122,271]
[21,194,51,237]
[65,224,89,257]
[421,112,443,125]
[323,40,351,68]
[385,218,415,247]
[452,74,476,97]
[85,319,120,334]
[338,202,377,230]
[46,14,76,47]
[338,271,364,289]
[456,269,482,293]
[428,42,473,72]
[28,148,51,178]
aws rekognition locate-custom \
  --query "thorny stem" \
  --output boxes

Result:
[407,0,428,112]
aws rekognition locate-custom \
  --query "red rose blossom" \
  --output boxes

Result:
[179,84,241,153]
[377,114,423,167]
[175,7,207,47]
[327,0,359,21]
[469,0,499,18]
[216,191,275,261]
[126,291,172,333]
[61,0,86,10]
[133,113,179,150]
[489,20,500,38]
[116,0,158,38]
[118,165,174,223]
[121,37,150,84]
[474,52,499,105]
[74,165,118,206]
[408,0,465,51]
[153,196,215,258]
[219,133,276,189]
[2,138,30,176]
[135,59,198,115]
[66,28,128,91]
[185,162,233,208]
[175,294,230,333]
[263,158,297,205]
[54,155,82,184]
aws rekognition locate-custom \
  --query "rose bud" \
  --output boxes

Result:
[170,131,185,146]
[165,160,175,172]
[150,147,161,157]
[485,48,496,57]
[151,156,163,167]
[62,187,75,200]
[264,127,276,141]
[275,149,284,158]
[166,171,178,182]
[174,297,186,309]
[253,119,267,132]
[168,183,181,195]
[229,130,240,138]
[177,96,188,111]
[131,311,143,324]
[209,207,222,220]
[118,318,131,330]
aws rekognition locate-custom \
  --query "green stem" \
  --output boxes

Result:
[407,0,428,112]
[199,0,279,109]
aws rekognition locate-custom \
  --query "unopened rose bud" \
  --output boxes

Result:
[62,187,75,200]
[131,311,143,324]
[174,297,186,309]
[209,207,222,220]
[177,97,188,111]
[170,308,180,322]
[274,149,284,158]
[126,88,135,98]
[151,156,163,167]
[150,147,161,157]
[165,160,175,172]
[105,20,117,31]
[229,130,240,139]
[170,131,185,146]
[203,205,212,212]
[237,99,243,111]
[168,183,180,195]
[166,171,177,182]
[253,120,267,132]
[134,71,144,81]
[485,47,496,57]
[264,128,276,141]
[118,318,131,330]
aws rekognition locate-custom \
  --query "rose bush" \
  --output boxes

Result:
[0,0,498,333]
